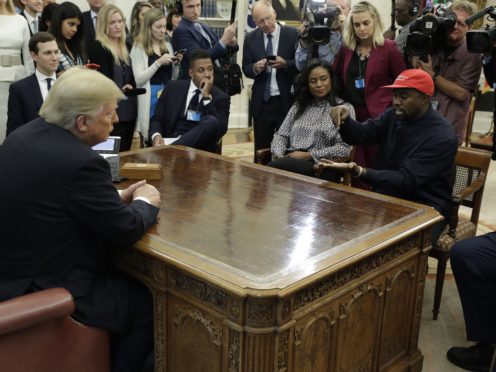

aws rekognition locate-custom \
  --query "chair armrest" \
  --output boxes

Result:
[255,148,272,165]
[452,172,487,204]
[0,288,75,336]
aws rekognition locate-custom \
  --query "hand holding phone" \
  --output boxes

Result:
[174,49,186,56]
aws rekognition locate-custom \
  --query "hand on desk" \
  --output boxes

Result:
[134,183,161,207]
[119,180,146,204]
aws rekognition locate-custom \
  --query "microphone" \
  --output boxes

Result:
[465,5,495,26]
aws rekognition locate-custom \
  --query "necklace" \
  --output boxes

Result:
[357,49,370,61]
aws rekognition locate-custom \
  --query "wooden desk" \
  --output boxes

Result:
[114,146,442,372]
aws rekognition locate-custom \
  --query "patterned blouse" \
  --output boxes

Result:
[58,51,84,72]
[271,100,355,162]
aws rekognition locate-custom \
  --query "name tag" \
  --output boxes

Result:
[186,110,201,122]
[355,78,365,89]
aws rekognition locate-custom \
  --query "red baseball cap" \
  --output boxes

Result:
[382,69,434,96]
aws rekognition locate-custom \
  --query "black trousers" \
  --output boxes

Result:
[253,96,286,157]
[451,232,496,344]
[111,120,136,152]
[172,115,224,152]
[267,157,341,182]
[110,276,154,372]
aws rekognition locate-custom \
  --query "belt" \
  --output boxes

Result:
[0,54,22,67]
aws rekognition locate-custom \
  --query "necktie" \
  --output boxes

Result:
[93,15,97,29]
[264,34,273,102]
[46,78,52,91]
[194,23,211,46]
[188,89,201,111]
[32,18,38,34]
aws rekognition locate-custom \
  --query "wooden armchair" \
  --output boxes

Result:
[430,147,492,320]
[255,148,353,185]
[0,288,110,372]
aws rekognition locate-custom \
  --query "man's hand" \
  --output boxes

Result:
[152,134,163,147]
[268,56,287,69]
[200,74,214,98]
[134,183,161,208]
[119,180,146,204]
[287,151,311,160]
[220,21,237,45]
[411,55,435,77]
[254,58,268,74]
[317,160,362,177]
[330,105,350,128]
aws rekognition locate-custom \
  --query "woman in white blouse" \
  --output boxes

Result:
[269,59,354,182]
[130,8,181,144]
[0,0,34,143]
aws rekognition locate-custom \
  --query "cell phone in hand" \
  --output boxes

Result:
[174,49,186,56]
[267,55,277,61]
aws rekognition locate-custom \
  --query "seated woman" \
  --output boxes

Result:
[268,59,354,182]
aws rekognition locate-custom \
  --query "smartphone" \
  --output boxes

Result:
[123,88,146,96]
[267,55,277,61]
[174,49,186,56]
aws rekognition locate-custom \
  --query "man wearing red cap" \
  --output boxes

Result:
[320,69,458,242]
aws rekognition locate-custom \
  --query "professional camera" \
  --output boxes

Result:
[299,0,341,47]
[405,2,457,61]
[466,5,496,53]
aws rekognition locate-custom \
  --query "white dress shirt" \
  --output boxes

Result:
[24,11,39,34]
[35,69,56,101]
[263,23,281,97]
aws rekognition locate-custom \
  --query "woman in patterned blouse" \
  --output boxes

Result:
[51,2,86,73]
[269,59,354,182]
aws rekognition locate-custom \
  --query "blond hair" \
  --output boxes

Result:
[135,8,168,55]
[343,1,385,50]
[4,0,16,14]
[96,4,129,65]
[451,0,477,16]
[40,67,124,130]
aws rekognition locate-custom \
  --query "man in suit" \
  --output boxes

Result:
[82,0,106,44]
[171,0,238,83]
[7,32,59,136]
[0,67,161,372]
[20,0,42,35]
[150,49,230,152]
[242,0,298,155]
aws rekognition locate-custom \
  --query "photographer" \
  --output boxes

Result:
[295,0,350,70]
[384,0,420,53]
[411,0,482,145]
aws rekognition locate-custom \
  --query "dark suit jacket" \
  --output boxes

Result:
[0,119,159,332]
[82,10,96,46]
[7,73,43,136]
[149,79,230,140]
[171,18,226,78]
[333,39,406,118]
[242,25,299,120]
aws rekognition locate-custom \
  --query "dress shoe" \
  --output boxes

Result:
[447,343,494,372]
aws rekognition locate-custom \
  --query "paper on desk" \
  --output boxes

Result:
[163,137,180,145]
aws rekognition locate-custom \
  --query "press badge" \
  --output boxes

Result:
[355,78,365,89]
[186,110,201,121]
[431,100,439,110]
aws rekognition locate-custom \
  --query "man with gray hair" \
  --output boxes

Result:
[0,67,160,372]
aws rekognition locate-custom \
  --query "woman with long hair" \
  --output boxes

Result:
[88,4,137,151]
[0,0,34,142]
[165,8,181,38]
[130,8,181,142]
[268,59,353,182]
[333,0,405,187]
[126,1,152,50]
[51,2,86,72]
[39,2,59,33]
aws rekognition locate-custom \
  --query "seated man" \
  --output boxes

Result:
[7,32,59,136]
[150,49,230,152]
[320,69,458,242]
[447,233,496,371]
[0,67,161,372]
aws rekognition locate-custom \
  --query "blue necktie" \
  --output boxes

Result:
[264,34,273,102]
[194,23,211,46]
[46,78,52,91]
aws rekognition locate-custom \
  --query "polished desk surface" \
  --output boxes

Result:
[120,146,441,296]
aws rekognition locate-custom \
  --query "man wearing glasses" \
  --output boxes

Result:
[411,0,482,145]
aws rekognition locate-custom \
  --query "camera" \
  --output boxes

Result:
[466,5,496,53]
[405,2,457,61]
[299,0,341,47]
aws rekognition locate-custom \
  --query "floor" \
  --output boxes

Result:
[220,125,496,372]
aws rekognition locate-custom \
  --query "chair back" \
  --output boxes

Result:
[452,147,491,226]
